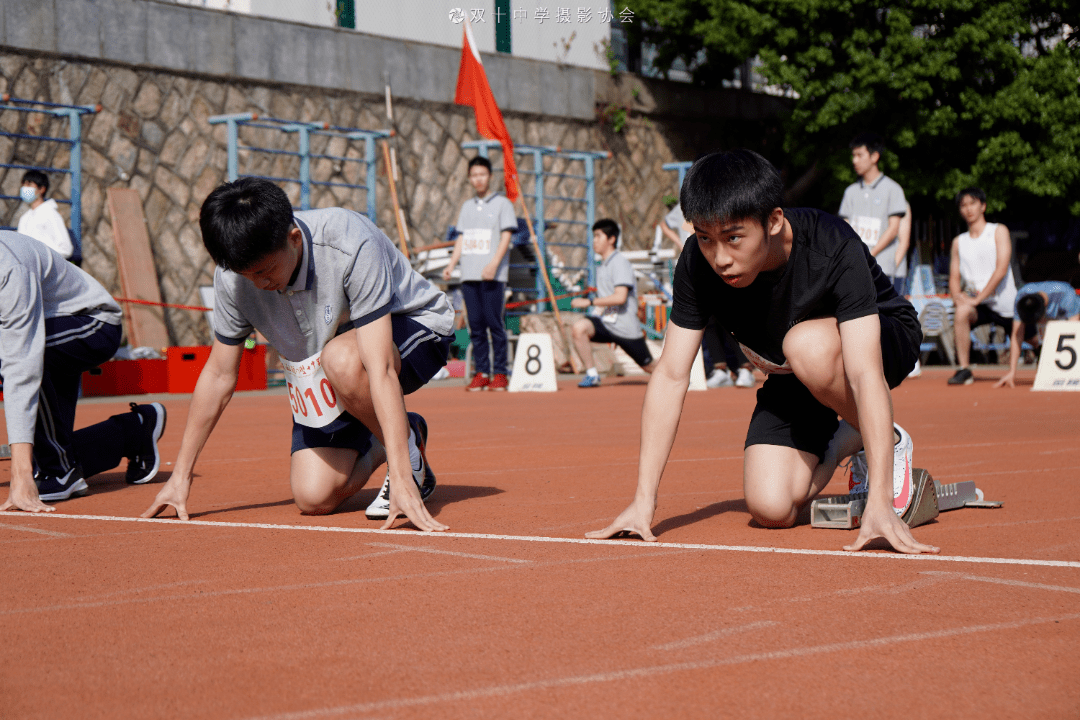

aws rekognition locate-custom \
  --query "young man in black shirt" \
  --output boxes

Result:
[588,150,937,554]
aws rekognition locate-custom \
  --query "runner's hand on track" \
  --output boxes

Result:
[585,499,657,542]
[141,478,191,521]
[844,503,939,554]
[380,473,448,532]
[0,476,55,513]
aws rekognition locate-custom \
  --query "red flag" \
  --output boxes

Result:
[454,21,518,201]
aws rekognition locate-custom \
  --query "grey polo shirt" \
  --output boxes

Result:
[591,250,642,340]
[838,174,908,278]
[0,232,122,444]
[213,208,453,363]
[454,192,517,283]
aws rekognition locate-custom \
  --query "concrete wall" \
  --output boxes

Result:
[0,0,596,120]
[0,1,786,346]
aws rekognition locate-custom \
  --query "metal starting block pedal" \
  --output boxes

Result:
[811,469,1002,529]
[0,444,9,460]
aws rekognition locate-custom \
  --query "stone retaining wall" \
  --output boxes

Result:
[0,45,778,345]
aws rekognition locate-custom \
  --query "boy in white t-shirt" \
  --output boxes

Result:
[947,187,1016,385]
[16,170,73,260]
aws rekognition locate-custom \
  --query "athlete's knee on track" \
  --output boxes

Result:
[744,483,798,528]
[292,478,342,515]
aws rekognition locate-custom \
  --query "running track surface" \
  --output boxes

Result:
[2,367,1078,719]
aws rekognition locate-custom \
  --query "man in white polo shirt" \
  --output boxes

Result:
[142,179,453,530]
[838,133,909,295]
[442,156,518,392]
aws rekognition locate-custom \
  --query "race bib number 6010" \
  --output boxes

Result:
[281,350,345,427]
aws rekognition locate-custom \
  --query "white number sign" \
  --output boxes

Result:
[1033,321,1080,391]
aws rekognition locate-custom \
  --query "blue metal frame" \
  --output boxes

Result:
[462,140,606,314]
[209,113,389,220]
[1,96,99,256]
[663,161,693,191]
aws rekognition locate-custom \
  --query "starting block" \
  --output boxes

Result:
[0,444,9,460]
[811,468,1001,529]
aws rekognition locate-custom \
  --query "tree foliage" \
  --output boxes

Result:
[626,0,1080,216]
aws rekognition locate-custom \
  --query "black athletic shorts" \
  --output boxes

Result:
[290,315,451,454]
[973,304,1012,331]
[586,316,654,369]
[744,313,921,462]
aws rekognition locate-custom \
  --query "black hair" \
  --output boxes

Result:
[199,178,295,271]
[468,156,492,173]
[679,149,783,230]
[1016,293,1046,326]
[21,170,49,195]
[849,132,885,157]
[592,218,620,241]
[955,187,987,208]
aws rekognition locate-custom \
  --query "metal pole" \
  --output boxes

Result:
[584,155,596,291]
[65,109,83,253]
[365,135,378,221]
[297,125,311,210]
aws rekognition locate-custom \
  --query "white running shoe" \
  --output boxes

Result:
[735,367,755,388]
[706,370,734,388]
[365,413,436,520]
[846,423,914,516]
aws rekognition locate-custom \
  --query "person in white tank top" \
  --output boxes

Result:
[947,187,1016,385]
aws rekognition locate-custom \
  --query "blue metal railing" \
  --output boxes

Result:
[0,95,100,258]
[208,113,389,221]
[462,140,607,315]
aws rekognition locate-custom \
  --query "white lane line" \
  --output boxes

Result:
[0,521,72,538]
[732,574,955,613]
[75,580,208,602]
[923,571,1080,595]
[333,549,412,561]
[366,542,531,564]
[651,621,778,651]
[0,549,690,617]
[244,612,1080,720]
[2,512,1078,569]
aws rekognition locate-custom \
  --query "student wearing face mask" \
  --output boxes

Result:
[16,170,73,261]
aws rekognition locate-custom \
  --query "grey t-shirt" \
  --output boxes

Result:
[213,208,453,362]
[591,250,641,340]
[454,192,517,283]
[0,232,122,444]
[838,174,908,278]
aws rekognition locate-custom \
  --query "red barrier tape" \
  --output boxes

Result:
[114,297,212,312]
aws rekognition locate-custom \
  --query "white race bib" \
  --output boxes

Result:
[281,350,344,428]
[850,215,882,247]
[739,343,792,375]
[461,228,492,255]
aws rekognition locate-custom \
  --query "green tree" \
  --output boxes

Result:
[627,0,1080,216]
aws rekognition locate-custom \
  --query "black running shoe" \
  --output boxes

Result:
[947,367,974,385]
[125,402,167,484]
[36,468,89,501]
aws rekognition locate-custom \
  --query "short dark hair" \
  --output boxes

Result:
[680,149,783,229]
[21,170,49,195]
[199,178,295,272]
[468,156,492,173]
[849,132,885,157]
[955,187,987,208]
[1016,292,1046,326]
[592,218,620,241]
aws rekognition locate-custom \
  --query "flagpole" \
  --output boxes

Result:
[515,178,581,373]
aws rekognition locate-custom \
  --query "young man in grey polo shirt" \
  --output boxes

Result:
[442,156,518,391]
[0,232,166,512]
[142,179,453,531]
[571,219,656,386]
[838,133,909,295]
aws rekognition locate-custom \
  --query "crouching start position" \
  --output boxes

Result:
[588,150,938,554]
[143,179,453,530]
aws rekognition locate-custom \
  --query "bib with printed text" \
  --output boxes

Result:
[850,215,882,247]
[461,228,492,255]
[281,350,344,428]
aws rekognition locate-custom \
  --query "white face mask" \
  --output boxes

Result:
[20,186,38,204]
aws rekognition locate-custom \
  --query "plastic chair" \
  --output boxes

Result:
[919,301,956,366]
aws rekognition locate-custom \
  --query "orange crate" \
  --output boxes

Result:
[82,359,168,397]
